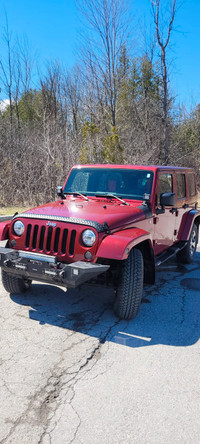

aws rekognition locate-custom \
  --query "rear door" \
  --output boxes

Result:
[175,171,197,239]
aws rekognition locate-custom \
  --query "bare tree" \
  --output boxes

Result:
[12,37,34,129]
[150,0,176,162]
[0,15,14,134]
[63,66,82,135]
[78,0,130,129]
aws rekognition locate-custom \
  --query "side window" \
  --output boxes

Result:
[176,174,186,199]
[157,174,173,203]
[188,173,196,197]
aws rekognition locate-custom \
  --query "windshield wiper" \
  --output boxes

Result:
[95,193,129,206]
[64,192,89,201]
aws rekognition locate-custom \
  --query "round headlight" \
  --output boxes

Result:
[13,220,25,236]
[82,229,96,247]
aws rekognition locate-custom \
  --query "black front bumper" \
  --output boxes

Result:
[0,247,109,288]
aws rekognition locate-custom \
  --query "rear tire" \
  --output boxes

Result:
[2,269,32,294]
[176,223,198,264]
[114,248,144,320]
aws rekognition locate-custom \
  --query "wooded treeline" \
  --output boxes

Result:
[0,0,199,207]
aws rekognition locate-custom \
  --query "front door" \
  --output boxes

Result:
[153,172,176,255]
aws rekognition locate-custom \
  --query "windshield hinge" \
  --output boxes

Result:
[103,222,110,234]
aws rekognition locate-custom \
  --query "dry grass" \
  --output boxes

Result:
[0,206,30,216]
[0,194,200,215]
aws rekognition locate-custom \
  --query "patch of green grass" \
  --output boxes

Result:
[0,206,30,216]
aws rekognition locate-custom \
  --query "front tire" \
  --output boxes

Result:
[176,223,198,264]
[2,269,32,294]
[114,248,144,320]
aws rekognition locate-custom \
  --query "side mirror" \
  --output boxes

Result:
[156,192,176,215]
[160,192,176,207]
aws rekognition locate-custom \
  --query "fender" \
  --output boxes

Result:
[97,228,153,260]
[0,221,11,240]
[178,209,200,241]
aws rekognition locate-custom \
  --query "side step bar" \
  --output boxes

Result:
[155,241,187,268]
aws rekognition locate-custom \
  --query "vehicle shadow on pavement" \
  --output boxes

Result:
[10,252,200,349]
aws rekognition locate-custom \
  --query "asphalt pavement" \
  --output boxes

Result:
[0,241,199,443]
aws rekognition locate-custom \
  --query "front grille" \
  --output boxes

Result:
[25,224,77,256]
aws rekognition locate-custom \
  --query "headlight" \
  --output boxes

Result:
[82,229,96,247]
[13,220,25,236]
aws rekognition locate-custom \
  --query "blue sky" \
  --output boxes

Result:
[0,0,200,109]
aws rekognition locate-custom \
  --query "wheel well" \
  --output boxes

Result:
[97,240,155,286]
[135,240,155,284]
[194,216,200,242]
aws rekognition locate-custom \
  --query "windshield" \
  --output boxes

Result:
[64,168,154,201]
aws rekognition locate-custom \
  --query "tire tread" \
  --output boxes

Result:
[114,248,143,320]
[2,270,31,294]
[176,223,198,264]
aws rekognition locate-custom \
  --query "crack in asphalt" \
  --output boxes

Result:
[1,301,120,444]
[41,316,120,444]
[66,318,121,444]
[1,256,199,442]
[36,316,120,443]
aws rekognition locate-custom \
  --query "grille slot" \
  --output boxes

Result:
[61,229,68,254]
[46,227,53,251]
[54,228,60,252]
[69,230,76,255]
[32,225,39,249]
[25,224,32,247]
[39,226,45,250]
[23,223,77,256]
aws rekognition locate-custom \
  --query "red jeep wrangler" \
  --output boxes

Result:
[0,165,199,320]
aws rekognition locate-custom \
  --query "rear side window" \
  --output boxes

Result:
[158,173,173,197]
[176,174,186,199]
[188,173,196,197]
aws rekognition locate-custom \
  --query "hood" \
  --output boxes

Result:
[16,196,147,231]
